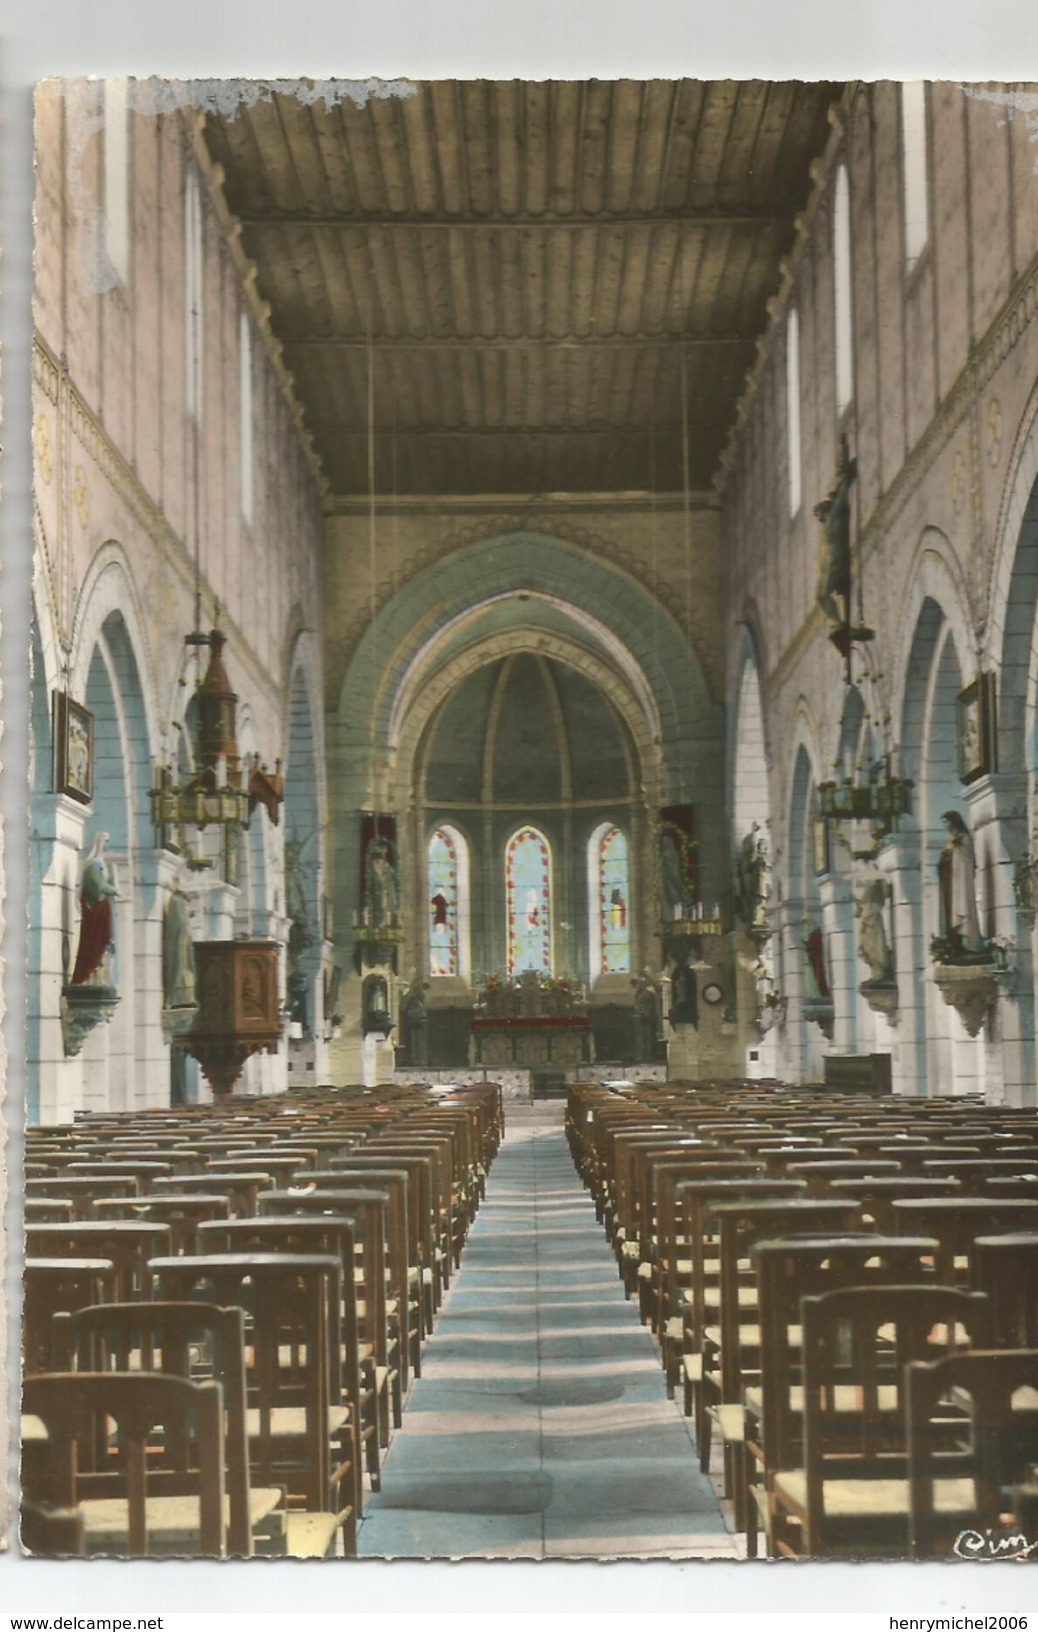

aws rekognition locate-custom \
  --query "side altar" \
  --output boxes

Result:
[470,973,593,1068]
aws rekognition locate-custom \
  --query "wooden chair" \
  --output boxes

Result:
[697,1197,865,1474]
[206,1153,308,1185]
[972,1233,1038,1347]
[332,1147,439,1328]
[828,1176,960,1232]
[66,1160,173,1192]
[373,1133,457,1278]
[50,1300,280,1556]
[891,1197,1038,1284]
[25,1222,172,1302]
[27,1174,141,1220]
[22,1372,226,1556]
[653,1159,763,1344]
[677,1178,808,1434]
[20,1500,85,1556]
[907,1349,1038,1558]
[195,1214,367,1510]
[769,1284,992,1558]
[148,1252,352,1550]
[90,1193,231,1254]
[259,1186,397,1442]
[613,1136,723,1289]
[23,1259,116,1375]
[367,1140,451,1307]
[628,1148,744,1320]
[785,1159,904,1194]
[311,1163,421,1379]
[25,1198,75,1223]
[922,1158,1038,1194]
[150,1172,273,1217]
[745,1235,961,1556]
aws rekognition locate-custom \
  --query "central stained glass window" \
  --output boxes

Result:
[506,826,552,975]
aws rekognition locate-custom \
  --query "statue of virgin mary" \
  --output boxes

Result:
[70,832,118,986]
[937,810,985,958]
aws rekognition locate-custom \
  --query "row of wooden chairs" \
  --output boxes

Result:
[23,1080,504,1557]
[568,1077,1038,1558]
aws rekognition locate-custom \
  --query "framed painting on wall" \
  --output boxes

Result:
[54,691,94,804]
[957,674,997,784]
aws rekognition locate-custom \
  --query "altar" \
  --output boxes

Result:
[471,972,594,1067]
[470,1015,594,1068]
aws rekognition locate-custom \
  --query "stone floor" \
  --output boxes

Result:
[357,1103,740,1560]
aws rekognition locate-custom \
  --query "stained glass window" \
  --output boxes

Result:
[429,827,459,976]
[506,826,552,975]
[598,826,631,974]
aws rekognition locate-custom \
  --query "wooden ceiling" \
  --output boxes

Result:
[203,80,841,497]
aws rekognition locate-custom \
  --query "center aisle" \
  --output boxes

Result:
[358,1104,738,1559]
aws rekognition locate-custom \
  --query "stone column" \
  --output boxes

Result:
[881,832,928,1096]
[820,873,858,1054]
[328,964,365,1086]
[28,793,87,1124]
[969,772,1033,1105]
[132,848,182,1112]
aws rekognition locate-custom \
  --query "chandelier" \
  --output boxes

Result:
[818,752,912,860]
[151,622,283,867]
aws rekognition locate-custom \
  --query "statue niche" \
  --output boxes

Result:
[801,915,834,1040]
[62,831,120,1057]
[401,975,429,1068]
[732,822,770,940]
[161,878,198,1041]
[855,876,898,1018]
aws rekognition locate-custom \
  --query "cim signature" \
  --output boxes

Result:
[953,1528,1038,1561]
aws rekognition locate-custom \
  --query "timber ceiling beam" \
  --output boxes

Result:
[236,209,796,230]
[283,333,754,351]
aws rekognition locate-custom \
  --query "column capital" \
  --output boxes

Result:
[967,771,1029,827]
[31,792,89,850]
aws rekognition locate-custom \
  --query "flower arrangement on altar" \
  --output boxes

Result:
[474,971,587,1018]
